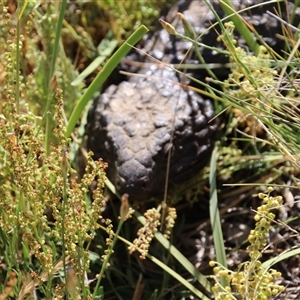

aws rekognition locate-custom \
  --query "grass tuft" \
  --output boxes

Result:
[0,1,300,299]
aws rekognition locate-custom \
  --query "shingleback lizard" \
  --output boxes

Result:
[85,0,299,201]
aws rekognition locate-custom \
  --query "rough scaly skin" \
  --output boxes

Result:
[86,0,300,201]
[86,1,219,201]
[87,67,217,201]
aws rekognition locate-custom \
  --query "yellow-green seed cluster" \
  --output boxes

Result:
[0,4,107,295]
[220,22,279,136]
[222,22,277,103]
[210,187,285,299]
[163,207,177,239]
[129,208,161,259]
[128,206,177,259]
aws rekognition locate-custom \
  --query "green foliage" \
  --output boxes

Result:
[99,0,168,40]
[0,2,107,298]
[0,0,299,299]
[66,25,148,137]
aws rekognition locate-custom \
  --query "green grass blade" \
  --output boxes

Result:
[61,149,68,290]
[262,247,300,269]
[93,220,125,299]
[16,14,20,113]
[18,0,28,19]
[44,0,67,155]
[209,148,228,288]
[49,0,67,80]
[146,253,210,300]
[66,25,149,138]
[135,212,212,293]
[71,39,119,87]
[115,228,211,299]
[218,0,259,54]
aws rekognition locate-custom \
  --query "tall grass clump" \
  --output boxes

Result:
[1,0,300,299]
[0,2,109,298]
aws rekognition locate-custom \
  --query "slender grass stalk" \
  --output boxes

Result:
[18,0,28,19]
[15,46,20,114]
[177,13,218,81]
[92,220,125,299]
[61,148,68,296]
[44,0,67,156]
[218,0,259,54]
[71,39,118,87]
[262,247,300,269]
[16,8,21,114]
[145,254,210,300]
[209,148,228,289]
[66,25,148,138]
[49,0,67,81]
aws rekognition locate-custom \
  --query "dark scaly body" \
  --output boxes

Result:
[86,0,300,201]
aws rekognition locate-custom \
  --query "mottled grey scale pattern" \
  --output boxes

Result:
[87,64,217,201]
[86,0,300,201]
